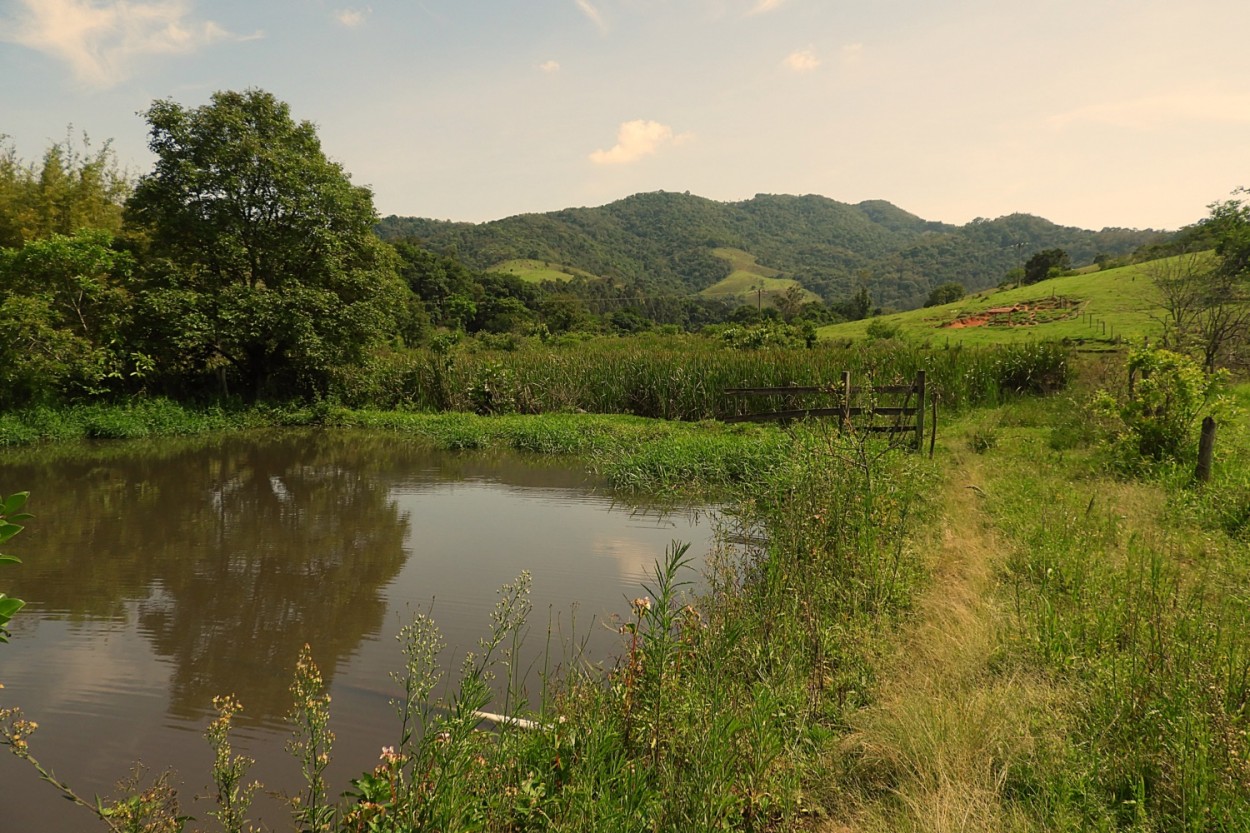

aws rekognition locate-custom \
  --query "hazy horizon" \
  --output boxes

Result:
[3,0,1247,232]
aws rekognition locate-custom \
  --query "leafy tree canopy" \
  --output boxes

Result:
[1208,191,1250,278]
[125,89,405,399]
[1151,192,1250,371]
[925,281,965,307]
[1022,248,1071,284]
[0,229,134,406]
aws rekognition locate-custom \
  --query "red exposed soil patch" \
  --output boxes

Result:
[943,297,1081,329]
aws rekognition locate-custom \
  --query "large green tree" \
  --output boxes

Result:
[1191,195,1250,370]
[125,89,405,399]
[1022,248,1070,284]
[1150,194,1250,371]
[924,280,964,307]
[390,239,478,330]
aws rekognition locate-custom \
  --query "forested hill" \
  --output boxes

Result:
[377,192,1165,309]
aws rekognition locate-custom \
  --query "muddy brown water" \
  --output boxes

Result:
[0,430,716,832]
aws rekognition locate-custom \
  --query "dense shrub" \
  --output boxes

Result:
[1094,347,1226,468]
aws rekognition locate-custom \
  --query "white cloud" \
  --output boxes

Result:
[574,0,607,33]
[1048,90,1250,131]
[589,119,690,165]
[539,59,561,73]
[334,7,371,28]
[748,0,785,15]
[0,0,252,88]
[784,48,820,73]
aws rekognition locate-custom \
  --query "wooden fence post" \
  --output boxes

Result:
[914,370,926,450]
[1196,416,1217,483]
[929,393,938,459]
[840,370,851,431]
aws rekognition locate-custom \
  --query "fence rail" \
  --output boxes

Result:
[723,370,930,450]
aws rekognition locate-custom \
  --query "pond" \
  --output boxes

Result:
[0,430,717,832]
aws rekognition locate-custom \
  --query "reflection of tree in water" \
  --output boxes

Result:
[0,430,670,725]
[1,431,412,725]
[137,434,411,723]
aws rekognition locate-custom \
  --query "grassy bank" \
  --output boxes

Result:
[0,405,789,497]
[0,398,264,446]
[984,388,1250,830]
[818,257,1175,348]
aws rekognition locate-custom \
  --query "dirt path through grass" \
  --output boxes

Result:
[820,450,1045,833]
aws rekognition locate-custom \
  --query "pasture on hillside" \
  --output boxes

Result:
[487,258,596,283]
[817,258,1184,347]
[699,247,819,306]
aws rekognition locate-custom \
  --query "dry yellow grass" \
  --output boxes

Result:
[820,450,1059,833]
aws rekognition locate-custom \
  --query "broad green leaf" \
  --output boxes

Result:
[0,596,24,617]
[0,522,23,544]
[0,492,28,515]
[0,554,21,565]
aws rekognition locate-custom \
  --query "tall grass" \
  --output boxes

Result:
[329,335,1069,417]
[981,399,1250,830]
[0,337,1068,452]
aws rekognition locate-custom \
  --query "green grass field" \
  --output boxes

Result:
[488,258,598,283]
[817,257,1191,347]
[700,247,819,306]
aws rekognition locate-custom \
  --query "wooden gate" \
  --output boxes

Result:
[723,370,929,449]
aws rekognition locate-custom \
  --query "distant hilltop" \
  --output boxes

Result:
[377,191,1167,310]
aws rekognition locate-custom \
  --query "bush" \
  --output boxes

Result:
[864,318,902,341]
[1094,348,1227,468]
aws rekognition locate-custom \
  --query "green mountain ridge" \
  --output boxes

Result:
[377,191,1167,310]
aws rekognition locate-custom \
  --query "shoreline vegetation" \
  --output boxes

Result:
[0,337,1067,440]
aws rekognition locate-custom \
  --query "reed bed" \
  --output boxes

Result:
[0,337,1069,447]
[330,335,1069,418]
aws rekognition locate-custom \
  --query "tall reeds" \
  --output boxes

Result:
[329,335,1069,418]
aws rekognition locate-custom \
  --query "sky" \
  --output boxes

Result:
[1,0,1248,232]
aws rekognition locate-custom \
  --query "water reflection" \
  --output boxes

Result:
[0,431,710,727]
[5,432,412,721]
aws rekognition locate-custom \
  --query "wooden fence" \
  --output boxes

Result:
[723,370,930,450]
